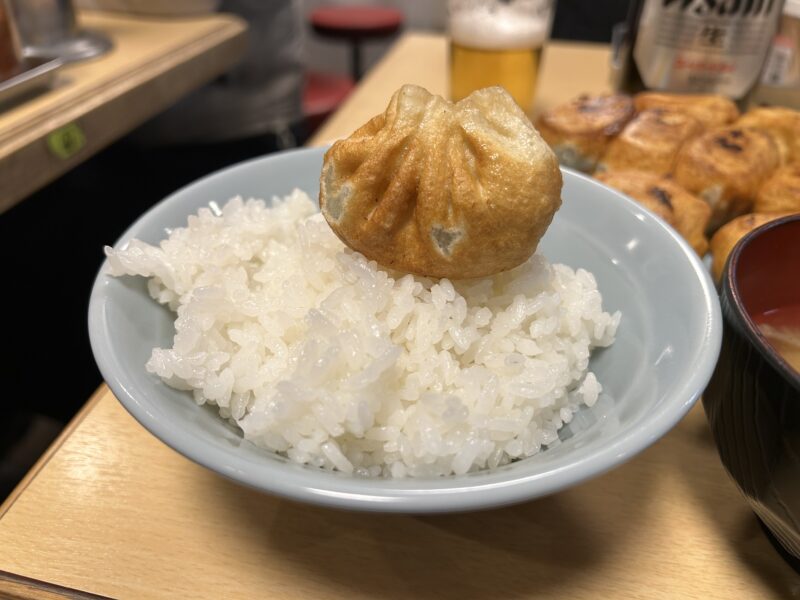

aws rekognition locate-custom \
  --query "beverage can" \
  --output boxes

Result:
[617,0,785,101]
[762,0,800,87]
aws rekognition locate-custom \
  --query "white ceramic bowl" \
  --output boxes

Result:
[88,147,721,513]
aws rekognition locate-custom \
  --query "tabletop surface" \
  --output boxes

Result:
[0,10,247,214]
[1,32,798,600]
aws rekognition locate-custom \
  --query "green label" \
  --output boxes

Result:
[47,123,86,159]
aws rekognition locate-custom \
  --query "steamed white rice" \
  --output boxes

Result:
[106,190,620,478]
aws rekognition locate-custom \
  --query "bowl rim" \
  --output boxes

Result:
[723,213,800,391]
[88,146,723,512]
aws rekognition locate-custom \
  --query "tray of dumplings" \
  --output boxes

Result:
[535,93,800,281]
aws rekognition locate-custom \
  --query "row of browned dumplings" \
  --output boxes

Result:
[535,92,800,280]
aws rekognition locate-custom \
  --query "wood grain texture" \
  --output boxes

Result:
[0,390,103,519]
[0,392,796,599]
[310,35,611,146]
[0,10,247,214]
[0,569,112,599]
[1,34,798,599]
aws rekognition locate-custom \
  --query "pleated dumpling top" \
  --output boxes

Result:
[319,84,562,279]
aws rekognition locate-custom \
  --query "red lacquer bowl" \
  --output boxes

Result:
[703,214,800,566]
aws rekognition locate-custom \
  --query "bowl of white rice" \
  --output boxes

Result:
[88,146,721,512]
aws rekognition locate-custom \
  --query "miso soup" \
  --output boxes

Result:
[754,305,800,374]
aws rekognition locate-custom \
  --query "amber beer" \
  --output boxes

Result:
[448,0,553,113]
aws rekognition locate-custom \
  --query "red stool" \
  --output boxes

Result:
[302,71,355,134]
[310,5,404,81]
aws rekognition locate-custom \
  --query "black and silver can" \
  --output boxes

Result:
[613,0,785,102]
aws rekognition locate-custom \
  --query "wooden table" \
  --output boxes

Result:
[0,10,247,214]
[1,33,797,599]
[311,34,611,145]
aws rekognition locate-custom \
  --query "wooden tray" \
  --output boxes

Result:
[0,57,62,108]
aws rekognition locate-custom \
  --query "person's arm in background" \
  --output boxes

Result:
[125,0,305,148]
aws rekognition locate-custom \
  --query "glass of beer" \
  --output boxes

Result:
[449,0,555,113]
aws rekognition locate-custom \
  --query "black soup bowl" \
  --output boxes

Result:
[703,214,800,563]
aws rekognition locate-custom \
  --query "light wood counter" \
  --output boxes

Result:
[0,10,247,214]
[0,33,797,599]
[311,34,612,146]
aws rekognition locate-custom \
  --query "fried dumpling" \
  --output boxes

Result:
[595,170,711,255]
[633,92,739,128]
[673,127,780,232]
[597,108,703,176]
[755,163,800,213]
[535,94,635,172]
[319,84,563,279]
[735,107,800,164]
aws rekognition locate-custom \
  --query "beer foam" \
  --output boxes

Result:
[450,6,548,51]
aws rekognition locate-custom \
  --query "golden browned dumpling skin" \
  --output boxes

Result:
[595,170,711,255]
[597,109,703,176]
[535,94,635,172]
[319,84,563,279]
[735,107,800,164]
[710,212,794,281]
[755,163,800,213]
[595,170,674,222]
[633,92,739,128]
[673,127,780,231]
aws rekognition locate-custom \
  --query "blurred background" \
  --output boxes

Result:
[0,0,631,500]
[302,0,629,79]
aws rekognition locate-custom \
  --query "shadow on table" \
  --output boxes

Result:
[672,406,799,598]
[217,461,656,599]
